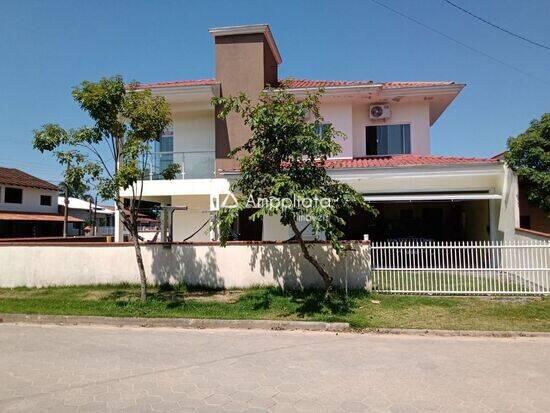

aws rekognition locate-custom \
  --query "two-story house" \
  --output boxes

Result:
[117,24,519,243]
[0,167,83,238]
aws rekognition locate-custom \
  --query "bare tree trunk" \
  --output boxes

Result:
[289,219,333,295]
[130,227,147,302]
[63,192,69,238]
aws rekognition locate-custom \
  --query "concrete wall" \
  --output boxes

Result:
[0,187,58,213]
[0,242,371,290]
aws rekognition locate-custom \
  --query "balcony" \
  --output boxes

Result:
[144,151,216,180]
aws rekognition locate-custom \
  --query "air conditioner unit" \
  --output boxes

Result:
[369,104,391,120]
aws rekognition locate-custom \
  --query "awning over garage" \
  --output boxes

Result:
[363,192,502,202]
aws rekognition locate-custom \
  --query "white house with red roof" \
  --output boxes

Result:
[0,167,83,238]
[118,24,520,243]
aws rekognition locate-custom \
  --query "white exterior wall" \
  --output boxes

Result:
[497,166,521,242]
[172,110,215,153]
[0,242,371,290]
[0,186,58,213]
[320,102,354,158]
[351,101,431,157]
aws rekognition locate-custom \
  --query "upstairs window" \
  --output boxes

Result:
[155,128,174,153]
[315,122,332,138]
[5,187,23,204]
[40,195,52,206]
[366,124,411,155]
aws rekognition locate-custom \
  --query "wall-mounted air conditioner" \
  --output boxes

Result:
[369,104,391,120]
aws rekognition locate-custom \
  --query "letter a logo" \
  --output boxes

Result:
[220,192,239,209]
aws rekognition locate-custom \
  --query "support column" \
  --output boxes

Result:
[209,194,220,241]
[160,203,169,242]
[489,199,500,241]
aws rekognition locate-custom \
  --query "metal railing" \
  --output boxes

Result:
[371,240,550,295]
[144,151,215,180]
[96,226,115,236]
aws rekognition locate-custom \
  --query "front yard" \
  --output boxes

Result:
[1,284,548,332]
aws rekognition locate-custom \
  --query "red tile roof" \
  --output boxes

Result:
[281,79,374,88]
[281,79,455,89]
[381,81,455,89]
[134,78,456,91]
[0,167,58,191]
[135,79,219,89]
[0,211,83,223]
[324,155,499,169]
[219,155,499,172]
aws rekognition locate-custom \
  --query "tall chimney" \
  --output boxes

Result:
[209,24,282,171]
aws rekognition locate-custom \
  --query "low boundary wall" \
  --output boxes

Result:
[0,241,371,290]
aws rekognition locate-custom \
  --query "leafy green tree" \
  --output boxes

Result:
[33,76,178,302]
[505,113,550,212]
[33,129,99,238]
[213,88,374,294]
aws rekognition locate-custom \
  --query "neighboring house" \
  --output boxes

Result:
[58,197,115,236]
[0,167,83,238]
[116,24,524,243]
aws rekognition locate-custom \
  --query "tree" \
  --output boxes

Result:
[33,130,97,238]
[82,193,95,235]
[505,113,550,212]
[213,88,375,295]
[33,76,178,302]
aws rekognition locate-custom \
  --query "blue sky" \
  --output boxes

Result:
[0,0,548,186]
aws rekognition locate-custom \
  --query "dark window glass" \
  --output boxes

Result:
[4,187,22,204]
[365,124,411,155]
[315,122,331,138]
[520,215,531,229]
[40,195,52,206]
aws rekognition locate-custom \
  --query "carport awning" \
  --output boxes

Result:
[363,193,502,202]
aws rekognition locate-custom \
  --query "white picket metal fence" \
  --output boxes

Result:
[371,240,550,295]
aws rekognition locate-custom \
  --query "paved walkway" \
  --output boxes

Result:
[0,324,548,412]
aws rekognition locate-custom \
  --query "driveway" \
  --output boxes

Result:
[0,324,548,412]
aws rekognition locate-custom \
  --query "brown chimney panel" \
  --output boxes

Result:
[211,25,281,174]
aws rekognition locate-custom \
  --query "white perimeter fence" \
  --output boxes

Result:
[371,240,550,295]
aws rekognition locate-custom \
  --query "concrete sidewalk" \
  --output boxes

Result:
[0,324,548,412]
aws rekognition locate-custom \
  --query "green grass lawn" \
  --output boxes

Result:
[0,284,548,332]
[373,271,525,293]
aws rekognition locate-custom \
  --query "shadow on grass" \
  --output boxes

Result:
[102,283,371,318]
[239,286,369,317]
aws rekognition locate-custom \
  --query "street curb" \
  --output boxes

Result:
[358,327,550,338]
[0,313,350,332]
[1,314,548,337]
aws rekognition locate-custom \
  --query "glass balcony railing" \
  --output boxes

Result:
[144,151,215,180]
